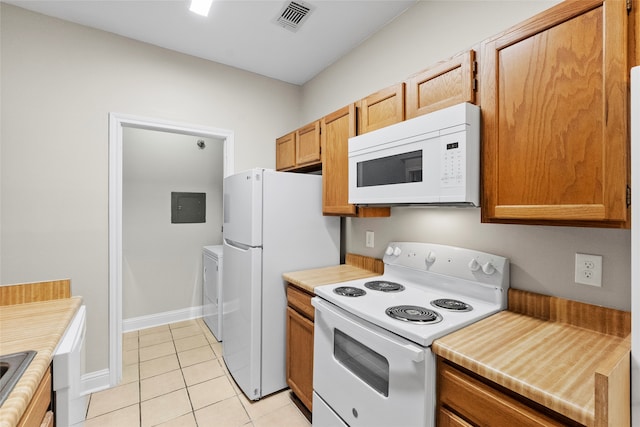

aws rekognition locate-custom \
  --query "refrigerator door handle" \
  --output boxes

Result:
[224,238,255,251]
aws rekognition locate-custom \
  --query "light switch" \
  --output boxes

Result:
[365,231,374,248]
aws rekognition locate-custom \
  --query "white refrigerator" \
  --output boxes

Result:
[221,168,340,400]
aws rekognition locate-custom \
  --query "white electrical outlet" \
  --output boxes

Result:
[365,231,374,248]
[574,253,603,287]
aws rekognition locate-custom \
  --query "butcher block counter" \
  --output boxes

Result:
[283,253,384,293]
[0,280,82,427]
[432,289,630,427]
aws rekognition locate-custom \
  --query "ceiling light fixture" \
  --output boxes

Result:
[189,0,213,17]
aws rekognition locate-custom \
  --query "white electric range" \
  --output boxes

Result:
[312,242,510,427]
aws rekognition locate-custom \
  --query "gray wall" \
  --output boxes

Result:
[301,0,631,311]
[0,3,301,373]
[122,128,223,320]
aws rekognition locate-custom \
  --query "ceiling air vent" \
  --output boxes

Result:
[274,1,315,32]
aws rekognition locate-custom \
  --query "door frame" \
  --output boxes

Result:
[108,113,234,386]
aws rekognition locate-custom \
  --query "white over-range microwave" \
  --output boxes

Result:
[348,102,480,206]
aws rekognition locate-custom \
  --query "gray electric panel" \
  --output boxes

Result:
[171,192,206,223]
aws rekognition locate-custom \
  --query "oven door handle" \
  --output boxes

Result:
[313,297,425,363]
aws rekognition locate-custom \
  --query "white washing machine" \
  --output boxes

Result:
[203,245,223,341]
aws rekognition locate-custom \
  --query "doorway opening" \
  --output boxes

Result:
[108,113,234,387]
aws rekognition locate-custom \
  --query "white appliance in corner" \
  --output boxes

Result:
[348,102,480,206]
[203,245,223,341]
[631,65,639,421]
[53,304,88,427]
[222,168,340,400]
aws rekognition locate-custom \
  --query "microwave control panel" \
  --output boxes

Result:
[440,131,466,187]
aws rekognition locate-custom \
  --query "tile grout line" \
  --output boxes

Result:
[88,320,310,426]
[138,332,142,427]
[172,326,199,427]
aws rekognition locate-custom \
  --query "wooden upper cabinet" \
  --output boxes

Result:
[405,50,477,120]
[357,83,405,134]
[296,120,322,168]
[276,132,296,171]
[276,121,321,172]
[480,0,629,227]
[321,104,390,217]
[322,104,358,216]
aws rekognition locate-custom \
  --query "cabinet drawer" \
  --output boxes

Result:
[438,407,473,427]
[287,285,314,320]
[438,359,579,427]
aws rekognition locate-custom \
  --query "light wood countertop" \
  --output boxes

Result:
[432,289,630,426]
[283,264,381,293]
[283,253,384,294]
[0,296,82,427]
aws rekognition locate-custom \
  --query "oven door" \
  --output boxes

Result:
[312,297,435,427]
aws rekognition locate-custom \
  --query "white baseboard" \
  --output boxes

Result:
[123,305,204,333]
[82,369,111,395]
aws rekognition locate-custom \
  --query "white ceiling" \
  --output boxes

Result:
[3,0,417,85]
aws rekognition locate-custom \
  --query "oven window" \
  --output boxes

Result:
[356,150,422,187]
[334,329,389,397]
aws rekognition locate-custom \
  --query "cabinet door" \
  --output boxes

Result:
[276,132,296,171]
[296,121,321,167]
[321,105,391,217]
[481,0,629,226]
[286,306,314,412]
[405,50,477,119]
[322,104,357,216]
[17,365,51,427]
[357,83,405,134]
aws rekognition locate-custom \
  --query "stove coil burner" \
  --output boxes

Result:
[333,286,366,297]
[430,298,473,312]
[385,305,443,324]
[364,280,405,292]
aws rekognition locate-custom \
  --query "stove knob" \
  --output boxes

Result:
[482,262,496,275]
[468,259,481,271]
[385,246,394,256]
[426,251,436,263]
[393,246,402,257]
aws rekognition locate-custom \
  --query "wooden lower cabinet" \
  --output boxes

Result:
[286,285,314,411]
[40,411,54,427]
[17,364,53,427]
[438,407,473,427]
[436,358,583,427]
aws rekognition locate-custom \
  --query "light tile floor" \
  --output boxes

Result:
[85,319,312,427]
